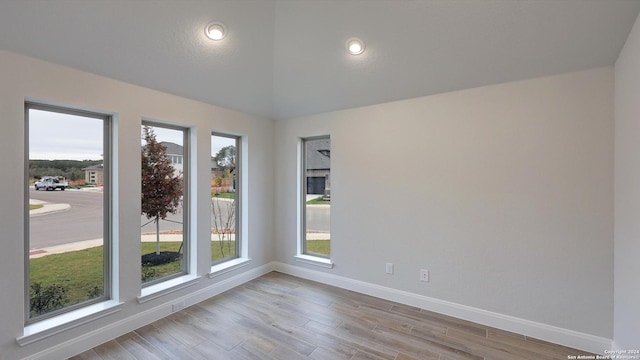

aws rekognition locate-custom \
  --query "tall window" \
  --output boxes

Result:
[211,133,240,265]
[25,103,111,322]
[141,123,188,285]
[302,137,331,258]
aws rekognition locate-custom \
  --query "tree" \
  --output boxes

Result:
[213,145,237,193]
[29,159,103,182]
[214,145,236,173]
[141,126,183,255]
[212,195,236,259]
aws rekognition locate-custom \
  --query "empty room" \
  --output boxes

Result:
[1,1,640,359]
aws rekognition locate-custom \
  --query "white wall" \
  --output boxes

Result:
[275,68,614,341]
[614,12,640,350]
[0,46,619,357]
[0,50,274,359]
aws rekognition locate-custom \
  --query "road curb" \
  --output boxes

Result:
[29,201,71,216]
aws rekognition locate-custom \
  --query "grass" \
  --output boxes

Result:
[30,246,104,307]
[138,241,238,282]
[212,191,236,200]
[29,204,43,210]
[29,239,328,307]
[141,242,183,283]
[211,240,236,263]
[30,241,241,305]
[306,196,330,205]
[306,240,330,256]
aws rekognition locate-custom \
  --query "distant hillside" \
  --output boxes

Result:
[29,159,103,181]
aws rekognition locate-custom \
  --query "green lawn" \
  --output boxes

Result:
[29,239,328,311]
[30,246,105,309]
[306,240,330,256]
[30,241,240,306]
[140,242,184,283]
[211,240,236,263]
[306,196,330,205]
[212,191,236,200]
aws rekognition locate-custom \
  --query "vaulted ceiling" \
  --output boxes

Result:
[1,0,639,120]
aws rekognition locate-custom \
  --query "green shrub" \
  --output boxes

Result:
[141,266,159,282]
[87,285,102,299]
[30,282,69,317]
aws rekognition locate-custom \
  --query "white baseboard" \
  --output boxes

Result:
[24,262,276,360]
[23,261,611,358]
[273,262,612,355]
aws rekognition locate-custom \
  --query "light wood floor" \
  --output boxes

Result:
[71,272,596,360]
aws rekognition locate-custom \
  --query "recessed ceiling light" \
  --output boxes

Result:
[205,22,226,41]
[346,38,365,55]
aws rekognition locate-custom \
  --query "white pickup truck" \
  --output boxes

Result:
[34,176,69,191]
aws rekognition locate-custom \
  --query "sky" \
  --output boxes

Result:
[142,124,184,147]
[29,109,234,160]
[29,109,103,161]
[211,134,235,157]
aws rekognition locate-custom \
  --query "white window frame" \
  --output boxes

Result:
[295,136,333,268]
[209,132,251,276]
[139,121,193,292]
[21,101,121,343]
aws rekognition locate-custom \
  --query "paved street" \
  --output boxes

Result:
[29,189,331,250]
[29,188,184,249]
[29,188,103,249]
[305,204,330,232]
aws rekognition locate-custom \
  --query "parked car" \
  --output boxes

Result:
[34,176,69,191]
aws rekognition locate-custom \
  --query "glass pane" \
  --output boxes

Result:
[304,137,331,257]
[28,108,105,319]
[141,125,186,285]
[211,134,239,264]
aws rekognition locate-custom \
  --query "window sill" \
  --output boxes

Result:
[209,258,252,278]
[294,254,334,269]
[138,274,201,304]
[17,300,123,346]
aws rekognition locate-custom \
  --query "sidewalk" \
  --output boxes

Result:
[30,233,238,259]
[30,239,103,258]
[29,192,329,258]
[29,199,70,216]
[30,232,330,258]
[30,234,190,259]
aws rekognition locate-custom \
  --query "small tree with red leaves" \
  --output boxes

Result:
[141,126,183,255]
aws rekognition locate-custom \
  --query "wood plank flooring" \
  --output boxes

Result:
[71,272,597,360]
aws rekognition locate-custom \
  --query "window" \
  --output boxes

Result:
[168,155,183,166]
[301,136,331,259]
[141,123,189,286]
[25,103,112,323]
[211,133,240,265]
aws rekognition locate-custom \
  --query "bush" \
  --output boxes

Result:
[87,285,102,299]
[141,266,159,282]
[30,282,69,317]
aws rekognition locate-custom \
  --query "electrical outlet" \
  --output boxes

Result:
[172,301,185,312]
[386,263,394,274]
[420,269,429,282]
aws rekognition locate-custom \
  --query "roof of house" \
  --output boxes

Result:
[306,138,330,171]
[160,142,183,156]
[82,164,103,171]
